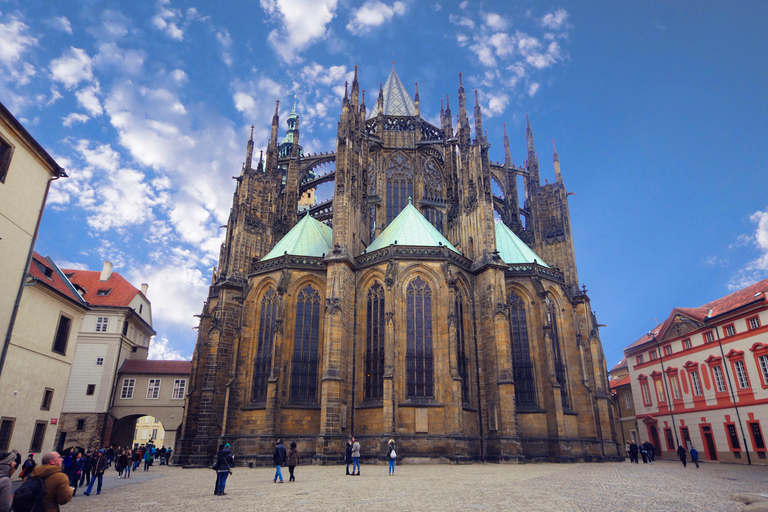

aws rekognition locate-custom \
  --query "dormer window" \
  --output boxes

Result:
[32,259,53,278]
[96,289,111,296]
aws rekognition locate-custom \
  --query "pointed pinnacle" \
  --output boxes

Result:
[459,72,463,88]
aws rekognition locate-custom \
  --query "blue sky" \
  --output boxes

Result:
[1,1,766,368]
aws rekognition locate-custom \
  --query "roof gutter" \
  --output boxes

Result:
[704,295,766,322]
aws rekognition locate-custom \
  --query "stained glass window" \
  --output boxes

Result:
[509,293,536,406]
[423,207,443,234]
[365,283,385,400]
[455,291,470,403]
[253,288,278,402]
[290,285,322,404]
[547,298,569,408]
[406,276,433,398]
[386,153,413,224]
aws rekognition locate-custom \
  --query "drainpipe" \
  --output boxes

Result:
[654,337,681,449]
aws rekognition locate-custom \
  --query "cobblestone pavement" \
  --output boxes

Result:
[58,459,767,511]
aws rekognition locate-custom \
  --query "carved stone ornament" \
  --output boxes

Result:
[386,152,413,180]
[441,261,457,288]
[385,310,395,325]
[368,159,377,194]
[243,213,265,234]
[325,296,342,316]
[464,179,478,213]
[419,146,444,166]
[423,158,442,200]
[277,268,291,295]
[543,217,566,245]
[385,259,398,288]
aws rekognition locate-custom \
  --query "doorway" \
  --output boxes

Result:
[700,424,718,461]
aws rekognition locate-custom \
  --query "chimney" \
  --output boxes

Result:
[141,283,148,296]
[99,261,113,281]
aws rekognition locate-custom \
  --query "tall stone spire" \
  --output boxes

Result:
[244,125,254,171]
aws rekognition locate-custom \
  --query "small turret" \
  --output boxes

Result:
[473,89,483,143]
[414,82,420,116]
[458,72,467,119]
[244,125,254,171]
[553,138,562,184]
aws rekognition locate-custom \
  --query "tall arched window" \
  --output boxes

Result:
[455,291,470,403]
[290,284,322,404]
[365,283,385,400]
[406,276,433,398]
[547,297,569,408]
[508,293,536,406]
[253,288,278,402]
[423,207,443,234]
[386,153,413,224]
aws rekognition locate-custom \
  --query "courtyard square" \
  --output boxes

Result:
[65,460,767,511]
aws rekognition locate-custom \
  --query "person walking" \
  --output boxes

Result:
[690,447,700,468]
[123,450,132,479]
[25,451,74,510]
[286,442,299,482]
[214,444,234,495]
[68,452,83,495]
[0,451,18,512]
[387,439,397,476]
[628,441,639,464]
[351,437,361,476]
[143,448,152,471]
[644,441,655,464]
[19,454,36,480]
[132,448,141,471]
[79,451,92,487]
[345,439,353,476]
[625,441,630,461]
[676,445,687,467]
[273,439,286,483]
[83,450,107,496]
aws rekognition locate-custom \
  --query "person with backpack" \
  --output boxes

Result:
[17,451,73,512]
[214,444,234,495]
[0,451,19,512]
[83,451,107,496]
[387,439,397,476]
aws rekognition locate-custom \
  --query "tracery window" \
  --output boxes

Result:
[423,207,443,234]
[509,293,536,406]
[406,276,433,398]
[364,283,385,400]
[455,291,470,403]
[423,158,443,202]
[253,288,278,402]
[547,297,569,408]
[290,285,322,404]
[386,153,413,224]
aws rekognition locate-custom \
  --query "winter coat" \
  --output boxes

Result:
[216,448,234,473]
[690,448,699,461]
[26,464,73,512]
[19,458,36,479]
[0,460,13,512]
[351,441,360,458]
[677,446,687,459]
[81,455,92,472]
[387,443,397,459]
[287,448,299,467]
[345,444,353,464]
[273,444,287,466]
[69,458,84,478]
[93,455,108,476]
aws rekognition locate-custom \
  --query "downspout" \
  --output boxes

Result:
[0,174,58,377]
[469,275,485,462]
[654,337,681,448]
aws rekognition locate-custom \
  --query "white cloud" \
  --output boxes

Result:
[449,14,474,29]
[528,82,539,96]
[216,29,233,66]
[541,8,569,30]
[260,0,338,62]
[172,69,188,83]
[75,82,103,117]
[347,1,406,35]
[730,208,768,290]
[94,43,145,75]
[0,17,38,86]
[148,335,190,360]
[51,16,73,34]
[49,47,93,89]
[485,92,509,117]
[62,112,90,126]
[152,0,184,40]
[484,13,507,31]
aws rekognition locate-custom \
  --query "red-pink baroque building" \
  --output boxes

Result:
[624,278,768,464]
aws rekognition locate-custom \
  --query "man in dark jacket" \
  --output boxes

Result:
[68,452,84,495]
[83,451,107,496]
[628,441,639,463]
[25,452,73,512]
[273,439,286,483]
[79,451,92,486]
[345,439,353,475]
[677,445,687,467]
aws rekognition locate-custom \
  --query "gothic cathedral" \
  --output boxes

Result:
[177,67,619,465]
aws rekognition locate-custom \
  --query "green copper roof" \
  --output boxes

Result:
[368,69,416,119]
[494,222,549,267]
[367,200,459,254]
[262,214,333,261]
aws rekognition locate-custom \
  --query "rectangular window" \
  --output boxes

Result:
[0,135,14,184]
[41,388,54,410]
[0,418,14,451]
[655,380,666,402]
[665,428,675,450]
[724,324,736,337]
[670,375,682,400]
[95,317,109,332]
[759,355,768,386]
[120,378,135,399]
[734,360,749,388]
[96,357,103,365]
[172,379,186,399]
[748,316,761,330]
[636,355,644,365]
[704,331,714,343]
[76,419,85,431]
[664,345,672,356]
[649,350,657,360]
[151,428,158,439]
[713,366,726,392]
[727,424,741,450]
[30,421,46,453]
[147,379,161,399]
[683,338,692,350]
[52,315,71,355]
[690,371,703,396]
[641,382,652,405]
[86,384,96,395]
[751,422,766,450]
[624,391,632,410]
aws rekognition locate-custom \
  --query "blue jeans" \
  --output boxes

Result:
[217,471,229,494]
[124,464,131,478]
[85,474,102,494]
[389,458,395,473]
[274,465,283,482]
[352,457,360,473]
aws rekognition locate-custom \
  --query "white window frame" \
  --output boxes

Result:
[172,379,187,400]
[734,360,749,389]
[713,366,726,393]
[649,350,657,360]
[95,316,109,332]
[664,345,672,356]
[624,391,632,410]
[749,317,761,330]
[690,371,703,396]
[655,379,666,402]
[636,355,644,365]
[683,338,692,350]
[641,382,652,405]
[670,375,682,400]
[724,324,736,337]
[704,331,714,343]
[121,378,135,399]
[147,378,161,399]
[759,355,768,386]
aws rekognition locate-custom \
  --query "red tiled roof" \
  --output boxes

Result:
[609,357,627,373]
[29,253,87,307]
[609,375,630,389]
[62,268,140,308]
[120,360,191,375]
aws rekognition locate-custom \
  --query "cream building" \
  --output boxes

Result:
[132,416,165,447]
[56,262,156,450]
[0,253,87,455]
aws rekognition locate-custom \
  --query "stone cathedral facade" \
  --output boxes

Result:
[176,68,620,466]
